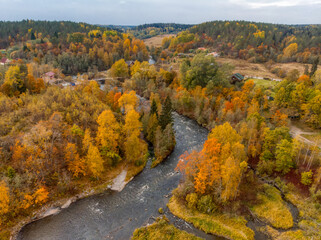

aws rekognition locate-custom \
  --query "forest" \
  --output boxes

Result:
[157,21,321,64]
[0,20,320,240]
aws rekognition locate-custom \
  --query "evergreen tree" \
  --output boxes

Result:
[30,32,36,40]
[159,96,173,130]
[310,57,319,78]
[150,99,158,117]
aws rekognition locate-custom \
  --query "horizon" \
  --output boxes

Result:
[1,0,320,25]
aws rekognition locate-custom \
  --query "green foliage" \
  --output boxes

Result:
[6,167,15,179]
[180,53,228,89]
[186,193,198,209]
[159,96,172,130]
[301,171,313,186]
[168,195,255,240]
[132,216,201,240]
[251,184,293,229]
[197,195,217,214]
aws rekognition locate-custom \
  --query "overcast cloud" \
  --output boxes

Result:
[0,0,320,25]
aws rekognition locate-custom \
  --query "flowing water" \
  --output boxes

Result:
[18,113,218,240]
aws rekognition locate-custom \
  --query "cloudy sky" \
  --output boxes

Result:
[1,0,320,25]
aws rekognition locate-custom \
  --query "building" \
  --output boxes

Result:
[231,73,244,84]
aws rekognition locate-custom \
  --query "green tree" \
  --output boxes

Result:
[110,59,129,78]
[159,96,173,130]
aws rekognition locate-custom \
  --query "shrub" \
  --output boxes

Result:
[186,193,198,209]
[197,195,216,214]
[301,171,313,186]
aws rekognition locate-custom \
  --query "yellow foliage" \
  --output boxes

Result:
[0,181,9,215]
[118,91,138,113]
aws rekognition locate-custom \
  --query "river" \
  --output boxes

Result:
[18,113,213,240]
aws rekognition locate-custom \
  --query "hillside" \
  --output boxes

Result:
[161,21,321,64]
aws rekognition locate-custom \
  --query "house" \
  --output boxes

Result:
[231,73,244,84]
[0,58,11,65]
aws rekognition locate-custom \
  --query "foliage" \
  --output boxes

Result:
[168,196,255,240]
[251,184,293,229]
[132,216,201,240]
[301,171,313,186]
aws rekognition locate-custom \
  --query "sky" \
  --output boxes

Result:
[1,0,321,25]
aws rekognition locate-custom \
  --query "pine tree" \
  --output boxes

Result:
[159,96,173,130]
[310,57,319,78]
[150,99,158,118]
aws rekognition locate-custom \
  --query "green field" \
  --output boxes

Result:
[246,78,279,89]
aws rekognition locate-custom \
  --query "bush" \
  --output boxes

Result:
[186,193,198,209]
[197,195,216,214]
[301,171,313,186]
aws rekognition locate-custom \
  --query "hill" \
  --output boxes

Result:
[162,21,321,64]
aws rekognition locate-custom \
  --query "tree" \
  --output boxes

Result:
[283,43,298,58]
[310,57,319,78]
[159,96,173,130]
[118,91,138,113]
[0,181,9,216]
[178,122,247,202]
[96,109,120,154]
[180,53,224,89]
[3,65,25,95]
[301,171,313,185]
[275,139,295,174]
[65,142,86,177]
[110,59,129,78]
[86,144,104,178]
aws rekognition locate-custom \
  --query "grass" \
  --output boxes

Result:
[143,34,176,47]
[285,189,321,239]
[168,196,255,240]
[246,78,278,89]
[132,216,202,240]
[251,184,293,229]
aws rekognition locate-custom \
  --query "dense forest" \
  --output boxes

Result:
[0,20,149,75]
[129,23,192,39]
[159,21,321,64]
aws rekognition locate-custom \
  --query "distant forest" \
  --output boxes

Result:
[0,20,148,75]
[129,23,193,39]
[161,21,321,63]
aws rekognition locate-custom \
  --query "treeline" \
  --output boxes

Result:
[0,20,149,75]
[160,21,321,64]
[129,23,192,39]
[0,20,116,49]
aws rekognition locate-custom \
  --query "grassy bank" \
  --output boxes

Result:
[168,196,254,240]
[251,184,293,229]
[132,217,202,240]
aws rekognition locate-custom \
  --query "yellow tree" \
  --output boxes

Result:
[82,128,93,153]
[118,91,138,113]
[96,109,120,154]
[65,142,86,177]
[86,144,104,179]
[0,181,9,216]
[124,109,147,164]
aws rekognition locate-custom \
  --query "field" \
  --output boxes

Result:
[216,58,313,79]
[245,78,278,89]
[143,34,176,47]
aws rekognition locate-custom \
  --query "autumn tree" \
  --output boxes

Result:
[110,59,129,79]
[65,142,86,178]
[118,91,138,113]
[96,109,121,164]
[0,181,9,217]
[86,144,104,179]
